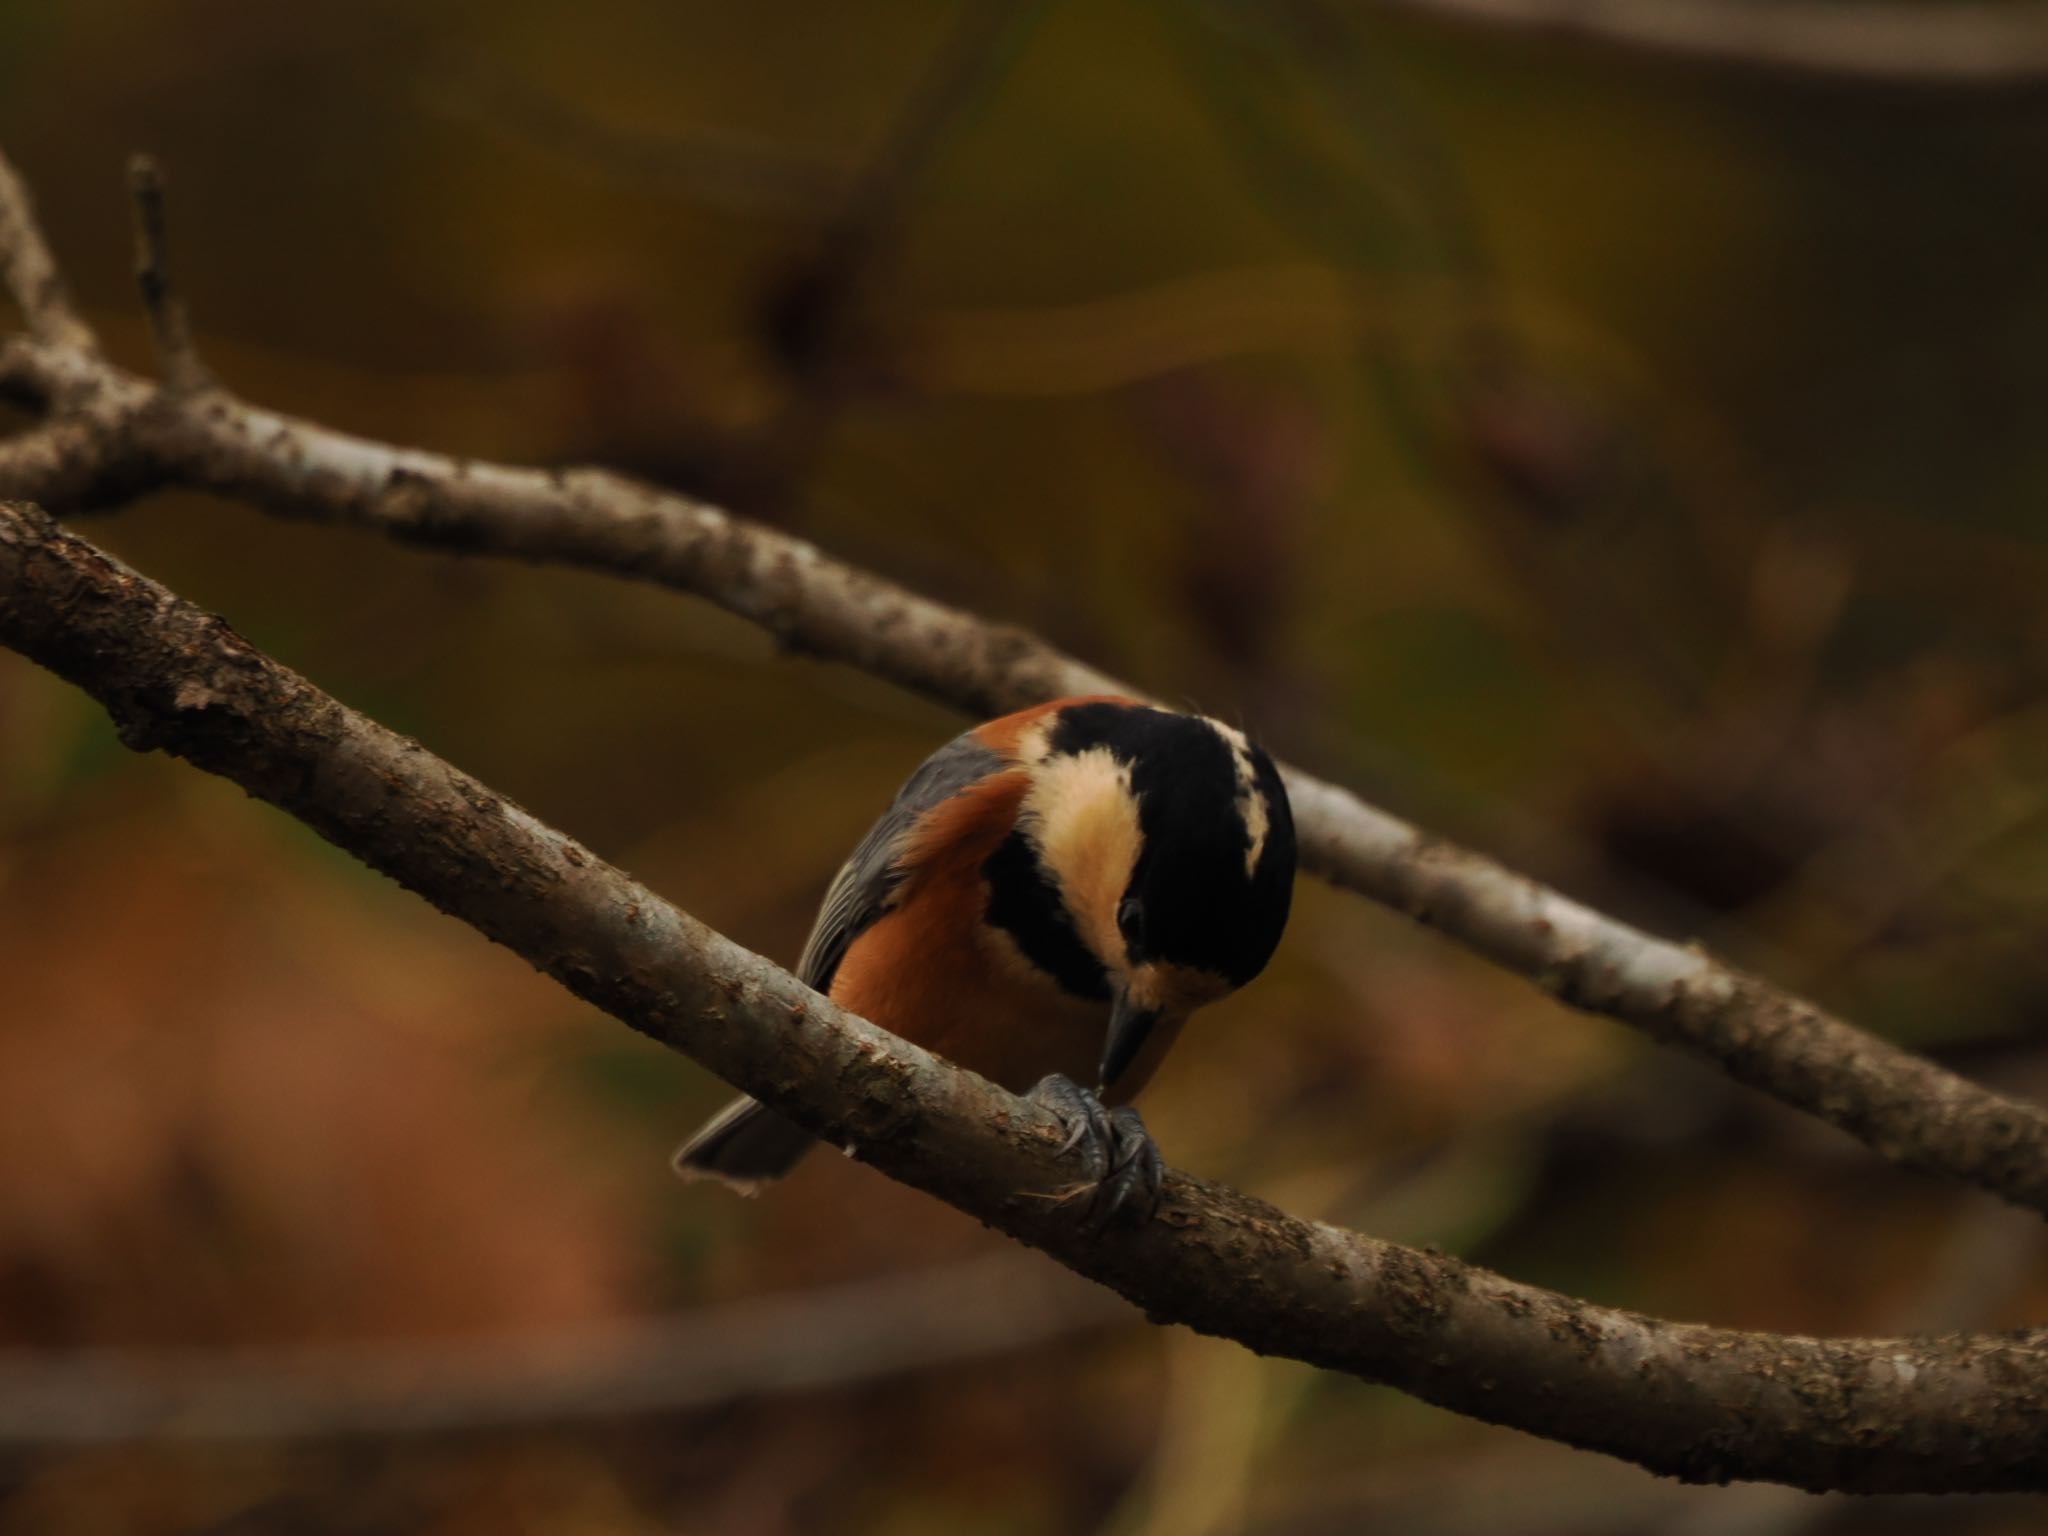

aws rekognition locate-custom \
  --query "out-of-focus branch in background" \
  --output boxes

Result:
[0,1255,1124,1445]
[1363,0,2048,84]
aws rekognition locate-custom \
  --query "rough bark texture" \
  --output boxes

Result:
[3,140,2047,1225]
[2,499,2045,1494]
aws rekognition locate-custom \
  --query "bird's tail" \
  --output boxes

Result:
[672,1095,817,1192]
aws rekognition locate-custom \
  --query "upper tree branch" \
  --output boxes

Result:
[1,149,2047,1222]
[0,499,2043,1494]
[1363,0,2048,84]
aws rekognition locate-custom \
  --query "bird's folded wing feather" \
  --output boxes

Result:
[794,730,1006,993]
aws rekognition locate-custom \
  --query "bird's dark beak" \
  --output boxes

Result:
[1100,989,1163,1092]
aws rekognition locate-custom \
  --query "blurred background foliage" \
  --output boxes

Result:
[3,0,2048,1531]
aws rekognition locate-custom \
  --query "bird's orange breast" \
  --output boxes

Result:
[827,767,1109,1094]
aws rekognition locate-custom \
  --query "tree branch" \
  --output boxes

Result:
[0,498,2044,1493]
[2,148,2047,1224]
[1363,0,2048,85]
[125,155,212,397]
[0,155,95,361]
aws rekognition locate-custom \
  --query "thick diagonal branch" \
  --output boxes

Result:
[2,148,2047,1221]
[0,499,2044,1494]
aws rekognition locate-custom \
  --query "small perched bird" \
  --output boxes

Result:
[674,695,1296,1219]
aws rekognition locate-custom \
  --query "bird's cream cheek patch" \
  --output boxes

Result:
[1024,746,1141,966]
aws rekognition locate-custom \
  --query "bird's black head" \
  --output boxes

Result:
[1048,702,1294,986]
[1011,702,1293,1077]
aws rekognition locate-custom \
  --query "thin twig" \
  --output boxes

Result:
[0,498,2044,1494]
[126,156,211,395]
[0,147,2044,1219]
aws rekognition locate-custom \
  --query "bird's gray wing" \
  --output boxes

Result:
[674,728,1007,1187]
[794,730,1005,993]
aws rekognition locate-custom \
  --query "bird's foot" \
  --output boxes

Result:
[1025,1073,1164,1226]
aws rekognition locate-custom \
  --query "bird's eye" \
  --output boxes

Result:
[1117,897,1144,944]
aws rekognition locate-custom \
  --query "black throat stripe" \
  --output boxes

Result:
[981,828,1111,1002]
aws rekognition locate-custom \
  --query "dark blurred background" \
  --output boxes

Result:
[3,1,2048,1531]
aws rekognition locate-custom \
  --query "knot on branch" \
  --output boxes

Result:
[375,468,460,540]
[107,632,252,754]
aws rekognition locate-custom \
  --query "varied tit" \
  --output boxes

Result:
[674,695,1296,1220]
